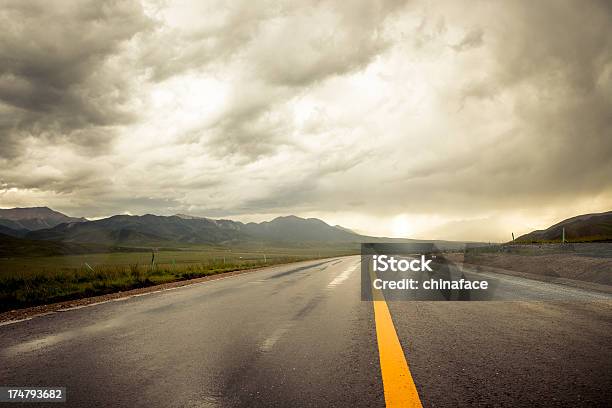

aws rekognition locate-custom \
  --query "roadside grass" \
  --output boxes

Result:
[0,248,353,311]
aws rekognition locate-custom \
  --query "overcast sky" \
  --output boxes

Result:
[0,0,611,241]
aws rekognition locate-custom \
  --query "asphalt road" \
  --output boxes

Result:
[1,256,611,407]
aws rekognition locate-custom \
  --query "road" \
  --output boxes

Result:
[1,256,611,407]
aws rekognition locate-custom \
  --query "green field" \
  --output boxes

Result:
[0,245,357,312]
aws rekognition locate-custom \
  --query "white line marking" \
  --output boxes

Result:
[0,317,34,327]
[327,264,358,289]
[7,333,71,354]
[260,325,292,352]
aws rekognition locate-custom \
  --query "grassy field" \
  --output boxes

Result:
[0,245,357,311]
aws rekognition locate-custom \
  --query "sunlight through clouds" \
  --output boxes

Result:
[0,0,610,241]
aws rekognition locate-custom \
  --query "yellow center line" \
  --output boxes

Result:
[370,268,423,408]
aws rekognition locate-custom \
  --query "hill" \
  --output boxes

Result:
[0,224,28,238]
[516,211,612,243]
[0,207,86,231]
[243,215,359,242]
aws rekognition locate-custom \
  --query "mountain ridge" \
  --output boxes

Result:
[516,211,612,242]
[0,206,86,232]
[24,213,362,245]
[1,207,474,252]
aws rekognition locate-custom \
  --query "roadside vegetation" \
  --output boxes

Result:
[0,246,355,311]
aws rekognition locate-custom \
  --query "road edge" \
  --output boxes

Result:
[0,257,339,325]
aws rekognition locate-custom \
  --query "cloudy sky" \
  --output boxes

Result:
[0,0,611,241]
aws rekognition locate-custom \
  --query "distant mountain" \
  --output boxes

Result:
[516,211,612,243]
[22,212,470,251]
[176,214,360,241]
[0,207,86,231]
[243,216,358,242]
[334,225,356,234]
[26,214,246,246]
[25,214,361,246]
[0,207,477,256]
[174,214,207,220]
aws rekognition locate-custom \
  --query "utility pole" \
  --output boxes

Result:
[562,227,565,244]
[512,232,515,242]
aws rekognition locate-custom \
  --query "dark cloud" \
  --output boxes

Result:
[470,0,612,199]
[137,2,270,81]
[204,86,291,161]
[206,112,289,162]
[239,178,320,214]
[451,27,483,52]
[138,0,406,86]
[250,0,406,86]
[0,0,154,158]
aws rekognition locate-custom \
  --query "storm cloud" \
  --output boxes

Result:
[0,0,154,158]
[0,0,610,241]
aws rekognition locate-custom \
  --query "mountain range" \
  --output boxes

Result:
[13,213,361,246]
[4,206,608,257]
[2,207,463,256]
